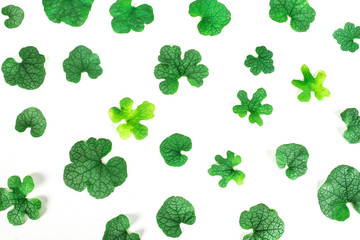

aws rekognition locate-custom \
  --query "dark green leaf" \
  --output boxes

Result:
[318,165,360,221]
[2,46,46,90]
[156,196,196,238]
[2,5,24,29]
[15,107,47,138]
[0,176,42,226]
[63,137,127,199]
[340,108,360,144]
[160,133,192,167]
[103,214,140,240]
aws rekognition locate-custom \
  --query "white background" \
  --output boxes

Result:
[0,0,360,239]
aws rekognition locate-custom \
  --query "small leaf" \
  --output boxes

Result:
[154,45,209,95]
[340,108,360,144]
[0,176,42,226]
[63,45,103,83]
[269,0,316,32]
[110,0,154,33]
[42,0,94,27]
[292,64,330,102]
[2,5,24,29]
[189,0,231,36]
[208,151,245,188]
[333,22,360,53]
[156,196,196,238]
[15,107,47,138]
[103,214,140,240]
[275,143,309,180]
[244,46,274,76]
[109,97,155,140]
[63,137,128,199]
[240,203,285,240]
[233,88,273,126]
[160,133,192,167]
[318,165,360,221]
[2,46,46,90]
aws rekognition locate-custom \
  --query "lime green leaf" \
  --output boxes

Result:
[103,214,140,240]
[2,46,46,90]
[275,143,309,180]
[42,0,94,27]
[2,5,24,29]
[240,203,285,240]
[189,0,231,36]
[0,176,42,226]
[292,64,330,102]
[244,46,274,76]
[208,151,245,188]
[333,22,360,53]
[109,98,155,140]
[15,107,47,138]
[156,196,196,238]
[340,108,360,144]
[269,0,316,32]
[63,45,103,83]
[110,0,154,34]
[233,88,273,126]
[318,165,360,221]
[154,45,209,95]
[63,137,127,199]
[160,133,192,167]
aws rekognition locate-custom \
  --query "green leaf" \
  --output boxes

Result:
[275,143,309,180]
[110,0,154,34]
[42,0,94,27]
[63,45,103,83]
[15,107,47,138]
[156,196,196,238]
[240,203,285,240]
[333,22,360,53]
[189,0,231,36]
[292,64,330,102]
[0,176,42,226]
[2,5,24,29]
[160,133,192,167]
[208,150,245,188]
[318,165,360,221]
[103,214,140,240]
[154,45,209,95]
[1,46,46,90]
[340,108,360,144]
[109,97,155,140]
[233,88,273,126]
[63,137,127,199]
[269,0,316,32]
[244,46,274,76]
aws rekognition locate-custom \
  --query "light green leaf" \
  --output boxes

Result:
[292,64,330,102]
[109,98,155,140]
